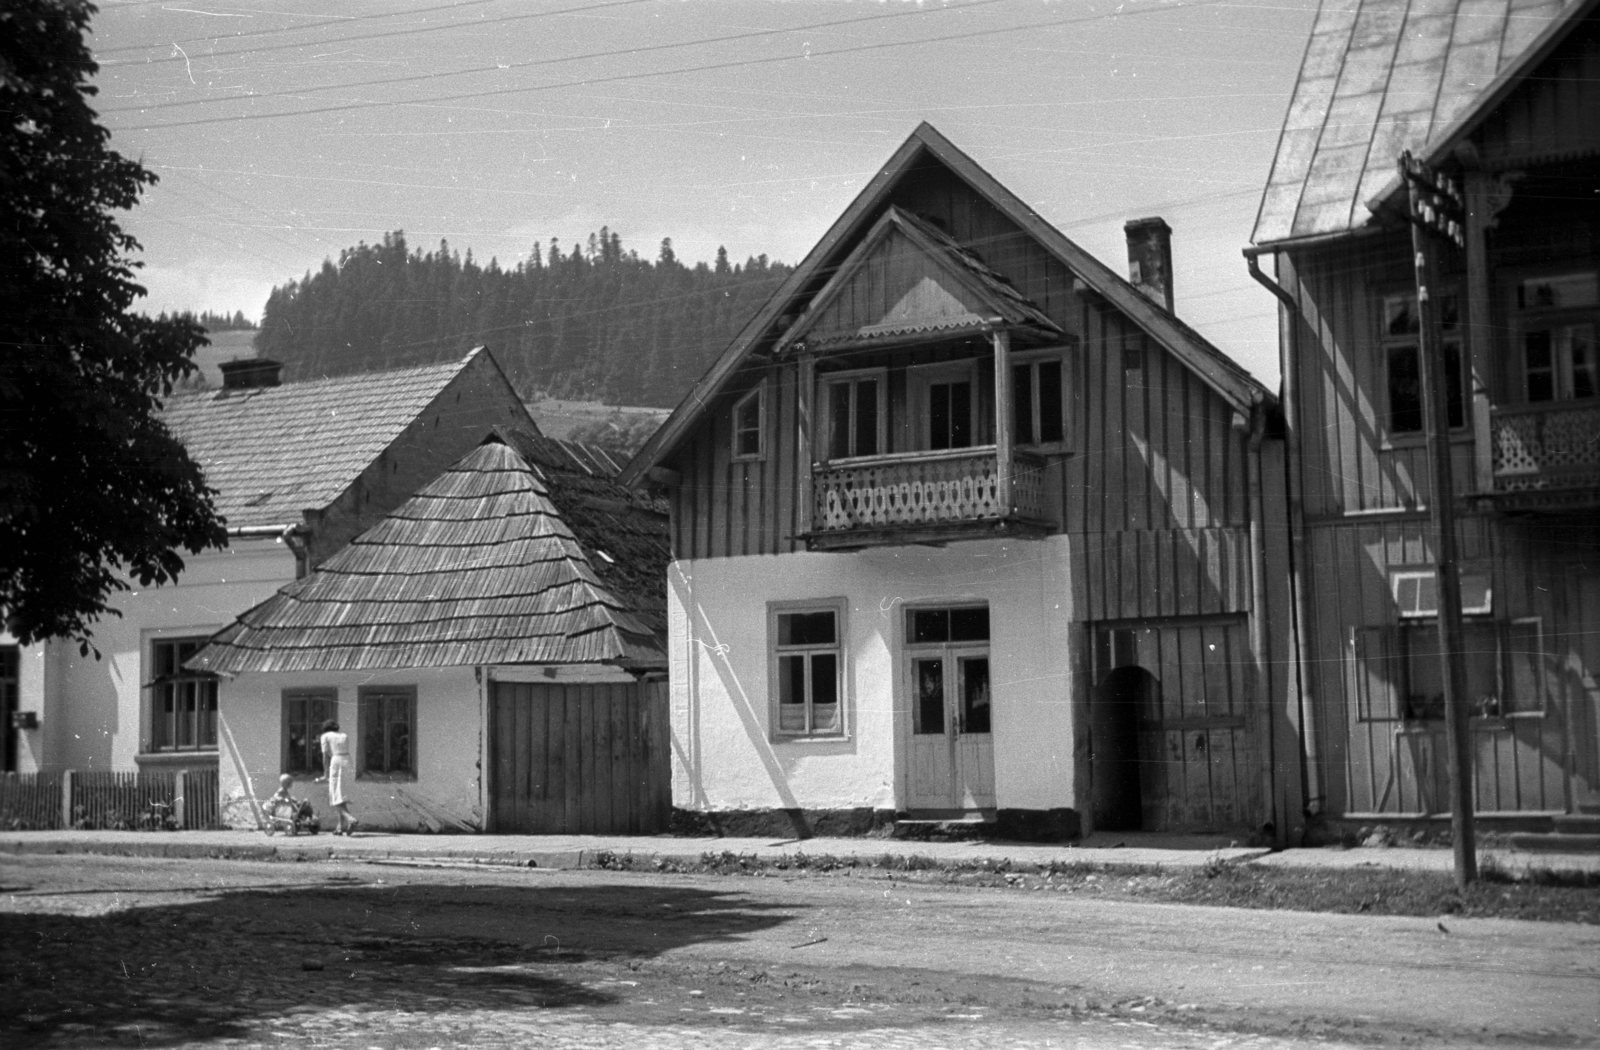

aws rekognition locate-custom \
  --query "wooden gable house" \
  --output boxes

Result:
[1247,0,1600,835]
[622,123,1297,841]
[191,436,671,834]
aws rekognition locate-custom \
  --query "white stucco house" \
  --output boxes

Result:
[620,124,1299,843]
[1,349,534,787]
[188,432,671,833]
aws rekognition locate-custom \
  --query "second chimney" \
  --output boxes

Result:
[219,358,283,391]
[1124,216,1174,312]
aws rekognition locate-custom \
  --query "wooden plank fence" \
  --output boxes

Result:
[0,768,221,830]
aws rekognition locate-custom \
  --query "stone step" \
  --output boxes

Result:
[1507,831,1600,854]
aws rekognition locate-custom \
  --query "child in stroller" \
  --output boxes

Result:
[263,774,320,836]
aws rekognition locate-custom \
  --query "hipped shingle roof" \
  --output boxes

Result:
[188,440,666,674]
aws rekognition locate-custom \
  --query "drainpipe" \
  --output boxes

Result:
[1243,246,1324,831]
[1244,405,1279,846]
[226,523,311,578]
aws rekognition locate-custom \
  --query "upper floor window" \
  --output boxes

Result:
[771,601,844,738]
[1517,270,1597,403]
[1382,291,1464,435]
[911,362,978,451]
[732,384,765,460]
[821,370,885,460]
[149,637,217,752]
[1013,352,1067,448]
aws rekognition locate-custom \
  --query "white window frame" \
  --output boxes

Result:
[1011,348,1071,452]
[1389,567,1492,619]
[769,599,847,740]
[818,367,888,462]
[145,631,220,754]
[732,383,766,461]
[1514,268,1598,405]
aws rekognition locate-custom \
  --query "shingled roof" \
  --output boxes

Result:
[160,350,484,529]
[1252,0,1590,246]
[188,439,667,675]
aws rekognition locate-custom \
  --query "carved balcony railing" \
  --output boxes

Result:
[1490,401,1600,495]
[809,446,1048,546]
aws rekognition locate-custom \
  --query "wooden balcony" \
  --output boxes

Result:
[1487,401,1600,511]
[807,446,1050,550]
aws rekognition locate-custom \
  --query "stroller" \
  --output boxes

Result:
[263,777,321,836]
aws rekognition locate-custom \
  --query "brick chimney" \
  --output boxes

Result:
[1123,217,1173,312]
[219,358,282,390]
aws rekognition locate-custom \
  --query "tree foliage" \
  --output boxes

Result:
[256,229,792,408]
[0,0,227,649]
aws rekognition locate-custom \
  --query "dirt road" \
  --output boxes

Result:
[1,853,1594,1048]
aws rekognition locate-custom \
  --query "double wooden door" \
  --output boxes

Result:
[906,648,996,811]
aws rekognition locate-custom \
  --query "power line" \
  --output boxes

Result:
[103,0,1014,114]
[97,0,647,65]
[107,0,1220,132]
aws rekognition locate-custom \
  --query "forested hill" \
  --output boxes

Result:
[256,229,792,408]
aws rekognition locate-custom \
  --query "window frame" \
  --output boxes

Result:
[146,634,220,753]
[817,367,889,462]
[768,599,847,740]
[732,383,766,462]
[1346,617,1547,723]
[1389,567,1493,619]
[1379,288,1467,440]
[1512,267,1598,405]
[903,604,993,737]
[1011,348,1071,452]
[909,360,983,452]
[357,685,418,780]
[282,688,338,777]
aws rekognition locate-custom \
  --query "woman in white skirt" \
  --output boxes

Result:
[314,719,359,835]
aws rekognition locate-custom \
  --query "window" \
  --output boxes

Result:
[1517,270,1597,403]
[913,363,979,451]
[906,606,991,736]
[732,385,765,460]
[821,370,885,460]
[358,687,416,777]
[1013,353,1067,447]
[1347,618,1546,721]
[2,645,17,773]
[283,689,336,776]
[1382,291,1464,435]
[149,637,218,751]
[1390,568,1492,618]
[771,602,844,737]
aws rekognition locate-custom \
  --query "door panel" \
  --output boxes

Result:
[906,651,996,810]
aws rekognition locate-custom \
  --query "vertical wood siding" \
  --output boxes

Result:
[1476,26,1600,168]
[489,680,670,834]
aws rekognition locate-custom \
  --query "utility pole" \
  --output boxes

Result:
[1399,151,1476,888]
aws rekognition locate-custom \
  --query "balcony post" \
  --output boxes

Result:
[1464,170,1495,493]
[992,327,1013,515]
[797,349,815,537]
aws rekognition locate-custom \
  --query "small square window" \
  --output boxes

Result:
[771,602,845,738]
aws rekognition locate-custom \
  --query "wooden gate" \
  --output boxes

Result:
[488,679,670,834]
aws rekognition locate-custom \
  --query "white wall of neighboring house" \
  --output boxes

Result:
[668,536,1080,814]
[2,632,49,774]
[36,538,295,773]
[218,665,484,833]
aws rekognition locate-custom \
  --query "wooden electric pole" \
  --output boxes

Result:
[1400,151,1476,888]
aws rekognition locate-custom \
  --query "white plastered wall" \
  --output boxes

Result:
[669,535,1079,813]
[218,665,484,832]
[37,538,295,772]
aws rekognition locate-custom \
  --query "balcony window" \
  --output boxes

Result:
[822,370,885,460]
[1013,353,1066,447]
[1517,271,1597,404]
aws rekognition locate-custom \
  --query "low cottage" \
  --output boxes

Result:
[189,435,671,833]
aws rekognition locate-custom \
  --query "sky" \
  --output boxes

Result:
[92,0,1320,386]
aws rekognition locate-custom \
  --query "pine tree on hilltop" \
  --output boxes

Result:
[255,230,791,407]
